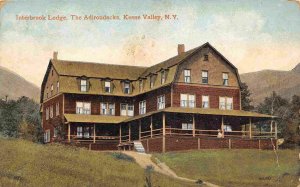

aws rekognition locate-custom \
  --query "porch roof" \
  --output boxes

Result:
[163,107,275,118]
[64,114,130,124]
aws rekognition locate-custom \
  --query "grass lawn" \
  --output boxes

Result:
[154,149,299,187]
[0,138,198,187]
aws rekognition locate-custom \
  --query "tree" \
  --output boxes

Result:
[240,82,254,111]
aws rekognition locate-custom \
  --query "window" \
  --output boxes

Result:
[223,125,232,132]
[184,69,191,83]
[51,84,53,96]
[202,71,208,84]
[223,73,229,86]
[139,100,146,115]
[150,76,154,88]
[83,126,90,138]
[44,130,50,143]
[76,102,91,114]
[56,81,59,92]
[219,97,233,110]
[180,94,195,108]
[204,54,209,61]
[46,92,48,99]
[55,102,59,116]
[121,103,134,116]
[202,96,209,108]
[46,107,49,120]
[80,79,87,92]
[124,82,130,94]
[226,97,233,110]
[182,123,193,130]
[50,105,53,118]
[100,103,115,115]
[139,80,143,92]
[105,81,111,93]
[77,126,83,138]
[54,127,58,137]
[51,70,53,76]
[161,71,166,84]
[157,95,165,110]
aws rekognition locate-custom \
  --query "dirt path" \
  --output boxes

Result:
[123,151,220,187]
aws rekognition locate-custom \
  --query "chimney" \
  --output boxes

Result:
[53,51,58,60]
[178,44,185,55]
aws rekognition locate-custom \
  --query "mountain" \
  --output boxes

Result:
[240,63,300,105]
[0,66,40,102]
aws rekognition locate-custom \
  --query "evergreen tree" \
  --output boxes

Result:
[240,82,254,111]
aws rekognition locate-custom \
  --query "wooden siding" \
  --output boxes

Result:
[172,84,240,110]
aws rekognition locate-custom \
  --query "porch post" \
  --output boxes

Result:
[150,115,153,138]
[139,120,141,140]
[67,123,70,143]
[129,123,131,142]
[275,121,278,139]
[270,120,273,135]
[221,116,224,138]
[249,117,252,139]
[119,124,122,143]
[93,123,96,143]
[162,113,166,153]
[192,114,195,137]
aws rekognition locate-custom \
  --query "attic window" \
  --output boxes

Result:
[80,79,88,92]
[104,81,111,93]
[124,82,130,94]
[51,70,53,76]
[150,76,154,88]
[139,80,143,92]
[204,54,209,61]
[161,71,166,84]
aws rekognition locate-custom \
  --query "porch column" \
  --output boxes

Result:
[139,120,141,140]
[67,123,70,143]
[129,123,131,142]
[150,115,153,138]
[270,120,273,134]
[221,116,224,138]
[93,124,96,143]
[192,114,195,137]
[249,117,252,139]
[275,121,278,139]
[162,113,166,153]
[119,124,122,143]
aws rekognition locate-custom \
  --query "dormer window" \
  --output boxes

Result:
[161,71,166,84]
[50,84,53,96]
[105,81,111,93]
[56,81,59,92]
[204,54,209,61]
[124,82,130,94]
[80,79,88,92]
[139,79,143,92]
[150,76,154,88]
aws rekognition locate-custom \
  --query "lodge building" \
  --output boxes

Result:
[40,42,277,152]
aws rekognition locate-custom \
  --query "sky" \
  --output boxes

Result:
[0,0,300,87]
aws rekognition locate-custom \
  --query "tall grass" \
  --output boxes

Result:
[0,138,197,187]
[154,149,299,187]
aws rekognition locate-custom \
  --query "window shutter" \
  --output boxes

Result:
[101,80,105,93]
[86,79,90,92]
[129,82,133,94]
[111,81,115,93]
[76,78,81,91]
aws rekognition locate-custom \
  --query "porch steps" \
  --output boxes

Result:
[133,141,145,153]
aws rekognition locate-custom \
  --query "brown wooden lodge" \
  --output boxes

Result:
[40,43,278,152]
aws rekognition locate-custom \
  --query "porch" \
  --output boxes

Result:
[63,107,277,152]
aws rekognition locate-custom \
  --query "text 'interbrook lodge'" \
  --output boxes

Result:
[40,42,278,152]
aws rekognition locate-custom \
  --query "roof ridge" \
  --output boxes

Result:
[55,59,148,69]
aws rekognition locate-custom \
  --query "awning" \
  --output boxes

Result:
[64,114,130,124]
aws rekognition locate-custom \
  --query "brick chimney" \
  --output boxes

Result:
[53,51,58,60]
[178,44,185,55]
